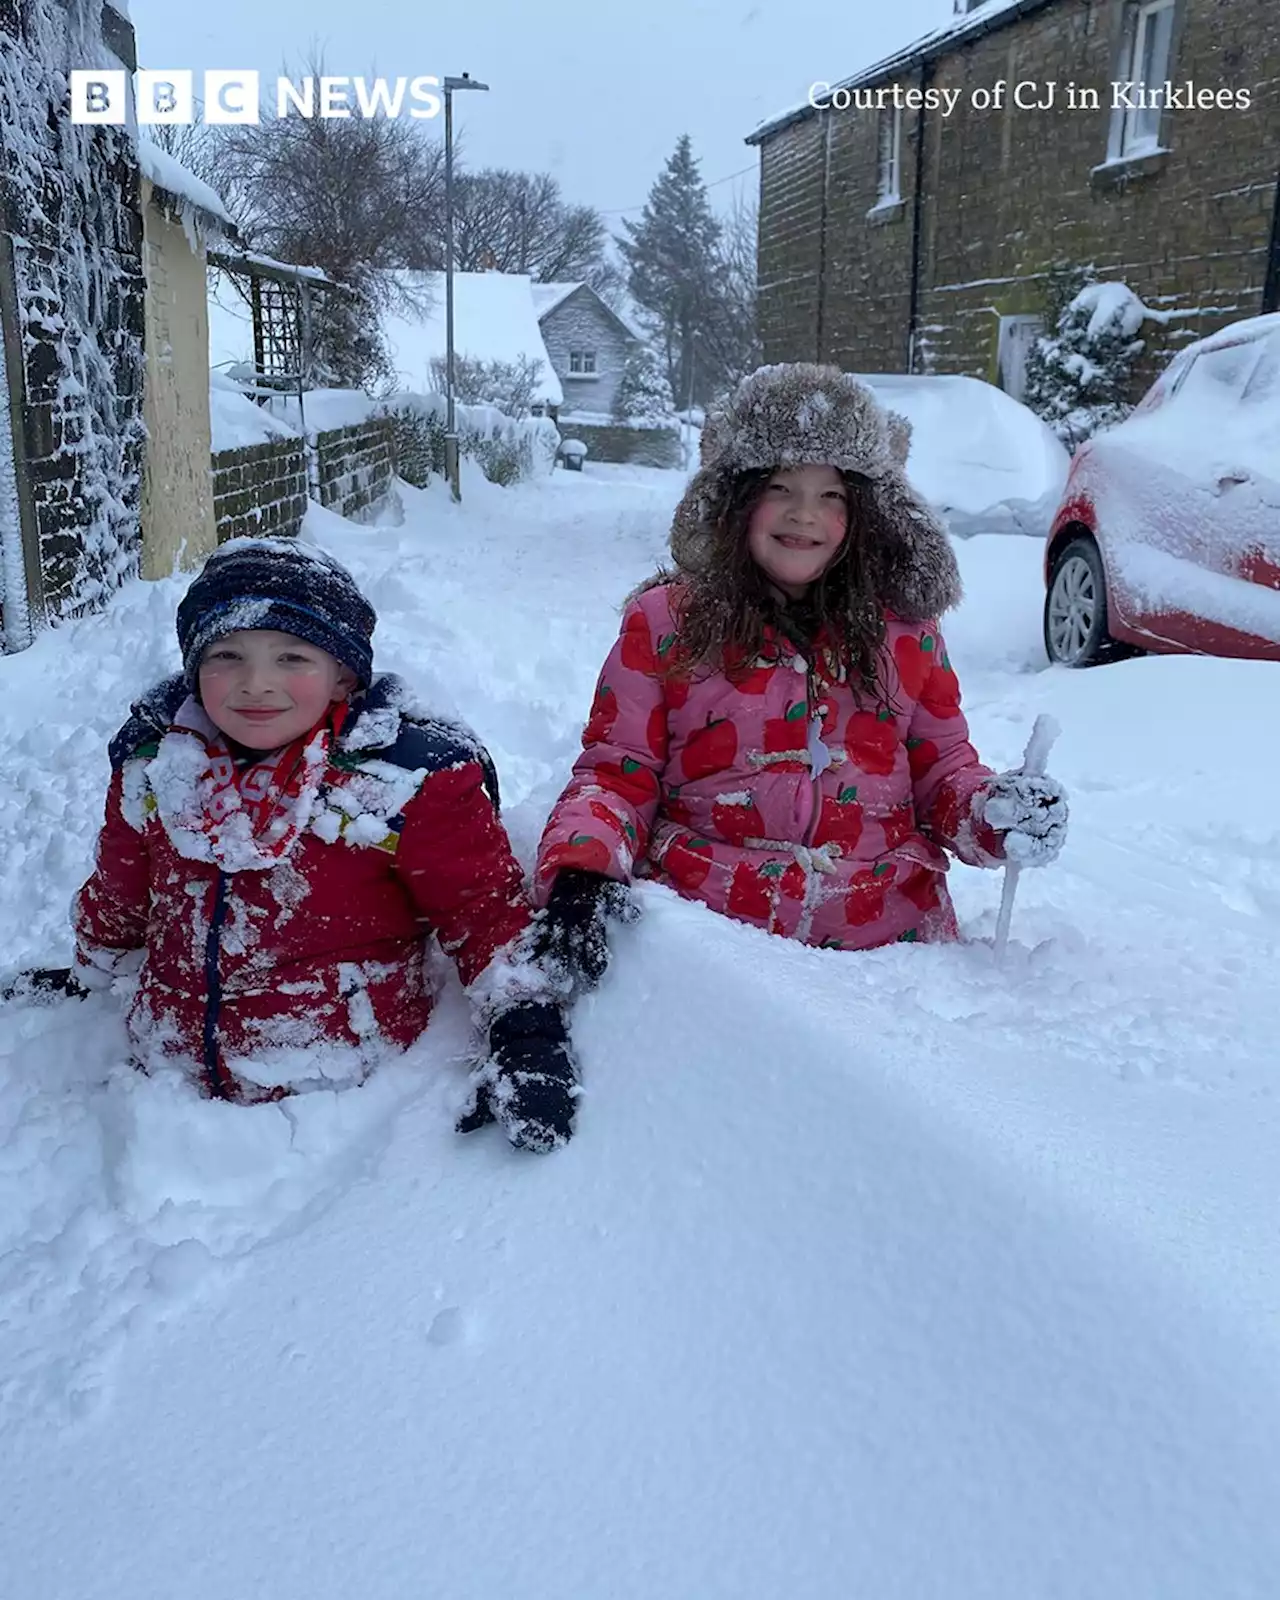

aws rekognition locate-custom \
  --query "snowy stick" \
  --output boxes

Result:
[992,713,1061,962]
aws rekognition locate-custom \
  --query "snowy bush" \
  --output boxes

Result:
[377,393,559,487]
[1023,268,1148,450]
[613,343,677,428]
[427,354,547,420]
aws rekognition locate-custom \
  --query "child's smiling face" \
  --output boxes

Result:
[198,629,356,750]
[745,464,849,599]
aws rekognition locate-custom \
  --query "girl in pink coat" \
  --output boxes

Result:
[531,363,1067,986]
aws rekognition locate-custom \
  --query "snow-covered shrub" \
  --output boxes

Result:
[613,343,677,428]
[427,354,547,420]
[381,401,442,489]
[377,394,559,487]
[1023,268,1148,450]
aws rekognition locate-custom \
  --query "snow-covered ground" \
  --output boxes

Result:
[2,460,1279,1598]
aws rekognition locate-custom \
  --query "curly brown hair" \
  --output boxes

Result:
[635,467,895,703]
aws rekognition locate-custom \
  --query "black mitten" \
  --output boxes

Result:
[0,967,91,1003]
[530,867,638,994]
[457,1001,578,1153]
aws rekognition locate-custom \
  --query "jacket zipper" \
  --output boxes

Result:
[803,660,825,847]
[202,870,230,1098]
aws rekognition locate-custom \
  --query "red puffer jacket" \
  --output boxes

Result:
[535,584,1004,950]
[75,675,532,1100]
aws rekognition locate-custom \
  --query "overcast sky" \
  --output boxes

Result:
[127,0,950,222]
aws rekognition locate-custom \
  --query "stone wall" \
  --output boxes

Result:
[314,418,394,521]
[755,0,1280,397]
[557,420,683,469]
[212,439,308,544]
[541,288,634,418]
[0,0,145,642]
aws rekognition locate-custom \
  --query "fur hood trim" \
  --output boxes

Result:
[672,363,960,620]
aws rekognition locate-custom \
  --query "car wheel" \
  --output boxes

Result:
[1044,537,1116,666]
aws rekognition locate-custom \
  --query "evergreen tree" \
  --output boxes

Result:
[1023,265,1147,449]
[613,343,676,427]
[617,136,727,408]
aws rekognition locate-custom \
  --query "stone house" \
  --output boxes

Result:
[1,0,144,650]
[747,0,1280,400]
[533,282,641,422]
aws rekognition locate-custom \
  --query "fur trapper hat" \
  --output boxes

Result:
[674,364,958,619]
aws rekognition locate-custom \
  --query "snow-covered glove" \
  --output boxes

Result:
[0,966,91,1003]
[457,1001,578,1153]
[978,772,1069,867]
[530,867,638,995]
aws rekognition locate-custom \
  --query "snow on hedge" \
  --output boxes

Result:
[379,390,560,486]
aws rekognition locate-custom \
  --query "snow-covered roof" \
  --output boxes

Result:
[531,281,581,319]
[746,0,1055,145]
[137,140,233,230]
[531,280,645,344]
[380,271,564,407]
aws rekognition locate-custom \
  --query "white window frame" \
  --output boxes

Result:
[568,349,597,376]
[875,106,902,205]
[1111,0,1176,160]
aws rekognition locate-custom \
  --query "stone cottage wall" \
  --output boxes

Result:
[541,288,633,420]
[556,420,683,469]
[314,418,394,521]
[755,0,1280,396]
[0,0,145,640]
[211,439,308,544]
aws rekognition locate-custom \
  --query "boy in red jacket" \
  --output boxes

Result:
[69,537,574,1151]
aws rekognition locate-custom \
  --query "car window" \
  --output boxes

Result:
[1175,339,1264,408]
[1162,351,1195,399]
[1241,336,1280,406]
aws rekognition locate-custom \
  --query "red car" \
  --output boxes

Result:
[1043,313,1280,666]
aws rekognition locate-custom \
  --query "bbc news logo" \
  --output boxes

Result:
[69,71,444,124]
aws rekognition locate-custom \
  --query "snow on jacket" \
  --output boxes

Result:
[534,584,1004,950]
[75,674,532,1100]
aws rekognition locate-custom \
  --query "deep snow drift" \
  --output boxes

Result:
[2,461,1279,1599]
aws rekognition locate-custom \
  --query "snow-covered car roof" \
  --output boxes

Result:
[858,373,1070,539]
[1094,314,1279,468]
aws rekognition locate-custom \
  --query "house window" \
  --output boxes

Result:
[876,106,902,203]
[568,350,597,376]
[1113,0,1176,158]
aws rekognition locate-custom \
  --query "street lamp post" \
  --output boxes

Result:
[443,72,489,503]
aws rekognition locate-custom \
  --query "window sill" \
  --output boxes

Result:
[866,198,906,226]
[1090,147,1169,191]
[565,372,600,380]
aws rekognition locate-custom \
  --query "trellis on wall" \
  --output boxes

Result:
[209,250,352,412]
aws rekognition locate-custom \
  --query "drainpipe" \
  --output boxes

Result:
[907,58,934,372]
[1264,163,1280,314]
[0,230,42,648]
[815,111,833,362]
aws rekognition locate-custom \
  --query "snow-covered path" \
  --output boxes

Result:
[2,464,1279,1598]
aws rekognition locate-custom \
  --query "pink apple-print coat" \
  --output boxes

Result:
[535,583,1005,950]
